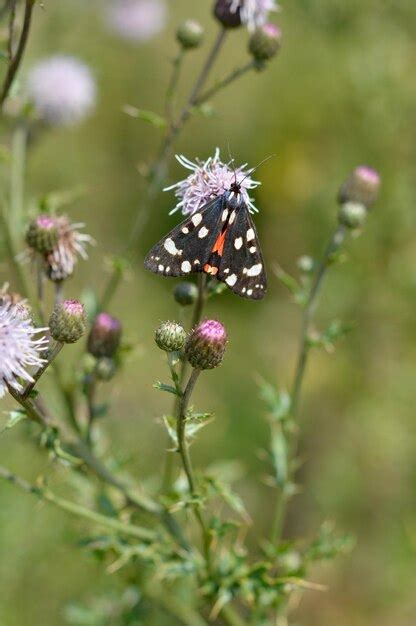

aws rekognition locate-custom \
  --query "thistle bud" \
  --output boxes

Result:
[338,202,367,230]
[338,166,381,208]
[25,215,59,254]
[213,0,242,28]
[49,299,86,344]
[185,319,227,370]
[155,321,187,352]
[95,357,116,381]
[87,312,122,358]
[176,19,204,49]
[173,282,198,306]
[249,23,282,61]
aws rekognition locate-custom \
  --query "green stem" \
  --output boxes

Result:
[22,341,63,398]
[128,27,227,246]
[176,368,212,569]
[195,60,257,107]
[220,605,246,626]
[0,464,156,542]
[9,123,27,240]
[270,223,348,544]
[165,48,185,125]
[0,0,36,110]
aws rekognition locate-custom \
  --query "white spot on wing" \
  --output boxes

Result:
[225,274,237,287]
[234,237,243,250]
[229,211,236,224]
[192,213,202,226]
[181,261,191,273]
[194,259,200,265]
[246,263,262,277]
[247,289,253,296]
[158,264,164,272]
[164,238,180,255]
[182,227,189,234]
[198,226,209,238]
[246,228,255,242]
[222,209,228,222]
[249,246,257,253]
[223,268,230,274]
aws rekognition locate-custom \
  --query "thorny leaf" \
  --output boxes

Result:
[122,105,167,128]
[1,409,27,433]
[307,319,354,352]
[154,381,180,396]
[258,378,291,422]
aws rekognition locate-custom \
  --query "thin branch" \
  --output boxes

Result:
[0,0,36,110]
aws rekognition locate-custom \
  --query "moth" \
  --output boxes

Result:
[144,179,267,300]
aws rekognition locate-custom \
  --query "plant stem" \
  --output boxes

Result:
[0,0,36,110]
[195,60,258,107]
[128,27,227,245]
[22,341,63,398]
[220,605,246,626]
[85,374,97,446]
[270,223,348,544]
[176,368,212,570]
[0,464,156,541]
[165,49,185,125]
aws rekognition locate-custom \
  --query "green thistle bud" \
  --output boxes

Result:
[338,202,367,230]
[176,20,204,49]
[49,299,86,344]
[185,319,227,370]
[155,321,187,352]
[249,23,282,61]
[87,312,122,358]
[25,215,59,254]
[95,357,116,381]
[173,282,198,306]
[338,166,381,208]
[213,0,242,28]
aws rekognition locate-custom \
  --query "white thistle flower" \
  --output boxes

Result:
[165,148,261,216]
[0,303,48,398]
[27,56,97,127]
[231,0,278,31]
[106,0,168,43]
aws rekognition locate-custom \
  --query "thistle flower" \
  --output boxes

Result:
[25,215,93,282]
[165,148,260,216]
[155,321,187,353]
[185,320,228,370]
[106,0,167,43]
[249,23,282,61]
[49,300,86,344]
[338,166,381,209]
[214,0,278,31]
[27,56,96,127]
[176,20,204,50]
[0,284,30,318]
[87,313,122,358]
[0,302,48,398]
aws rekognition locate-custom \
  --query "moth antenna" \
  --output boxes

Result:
[239,154,276,186]
[227,140,238,185]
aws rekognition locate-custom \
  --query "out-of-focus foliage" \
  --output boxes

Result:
[1,1,416,625]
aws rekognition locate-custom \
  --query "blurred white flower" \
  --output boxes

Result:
[27,56,96,127]
[106,0,168,43]
[231,0,278,31]
[165,149,260,216]
[0,302,48,398]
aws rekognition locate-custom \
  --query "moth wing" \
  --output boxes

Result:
[144,196,226,277]
[218,206,267,300]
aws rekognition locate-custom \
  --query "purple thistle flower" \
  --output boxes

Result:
[87,312,122,358]
[106,0,168,43]
[185,320,228,370]
[0,302,48,398]
[165,148,261,216]
[230,0,278,31]
[27,55,96,127]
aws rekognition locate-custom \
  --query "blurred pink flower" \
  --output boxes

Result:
[106,0,168,43]
[27,55,96,127]
[165,149,260,216]
[231,0,278,30]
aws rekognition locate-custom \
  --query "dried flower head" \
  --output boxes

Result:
[185,320,228,370]
[106,0,167,43]
[25,214,93,282]
[0,302,48,398]
[27,55,96,127]
[165,148,260,216]
[215,0,278,31]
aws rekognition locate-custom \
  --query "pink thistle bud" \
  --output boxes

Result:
[185,320,228,370]
[49,299,86,344]
[87,312,122,358]
[249,23,282,61]
[25,215,59,253]
[338,166,381,208]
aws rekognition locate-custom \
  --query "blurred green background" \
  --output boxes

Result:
[1,0,416,624]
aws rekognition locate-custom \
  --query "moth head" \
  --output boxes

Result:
[226,181,244,211]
